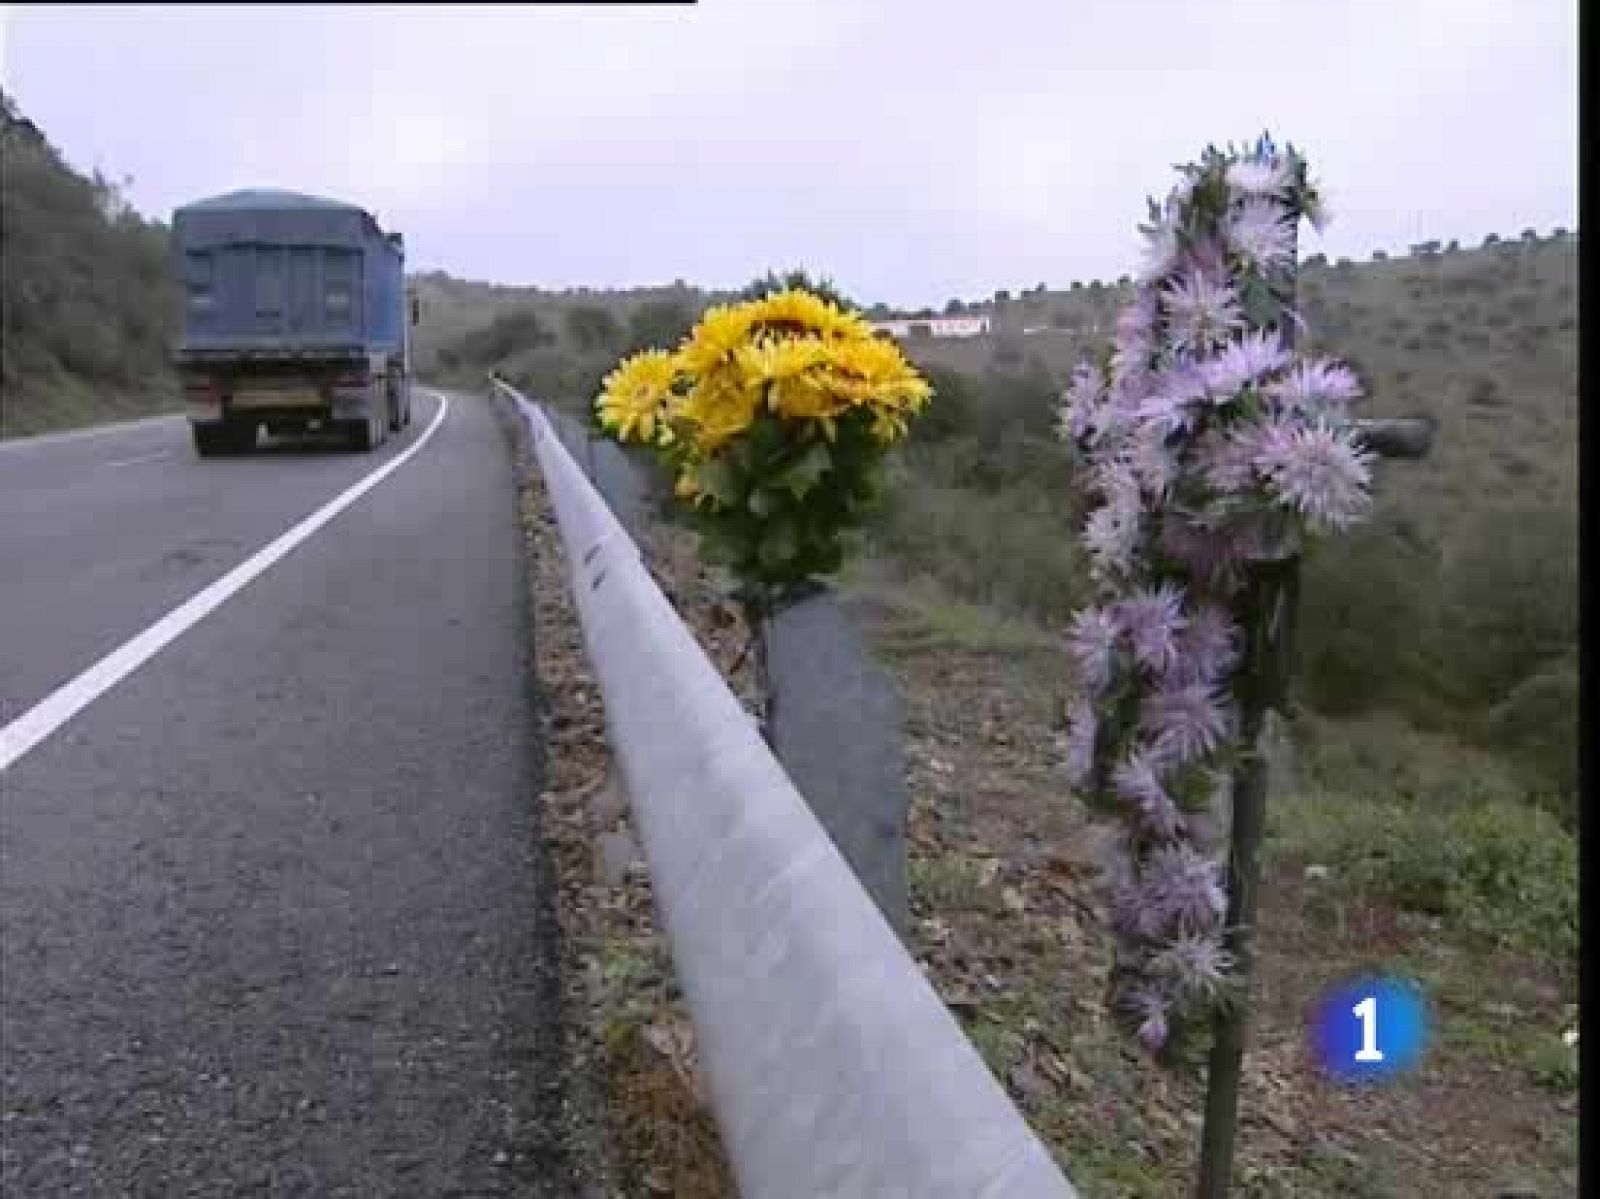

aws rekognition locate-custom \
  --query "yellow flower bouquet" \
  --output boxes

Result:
[595,279,931,616]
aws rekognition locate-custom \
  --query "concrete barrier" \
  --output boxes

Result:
[495,379,1077,1199]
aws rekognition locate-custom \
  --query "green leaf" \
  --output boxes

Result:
[693,459,742,507]
[748,488,779,518]
[773,441,832,499]
[757,520,799,570]
[696,530,737,566]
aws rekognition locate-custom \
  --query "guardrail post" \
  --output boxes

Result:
[762,594,910,937]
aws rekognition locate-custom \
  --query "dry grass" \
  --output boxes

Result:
[511,402,752,1196]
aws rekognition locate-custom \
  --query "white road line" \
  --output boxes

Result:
[0,413,184,453]
[0,394,451,774]
[105,450,173,468]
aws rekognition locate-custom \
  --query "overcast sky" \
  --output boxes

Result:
[1,1,1579,307]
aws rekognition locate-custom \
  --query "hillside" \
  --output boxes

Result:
[1,91,180,438]
[428,231,1578,808]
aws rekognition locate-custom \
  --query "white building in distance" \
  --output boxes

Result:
[871,314,993,339]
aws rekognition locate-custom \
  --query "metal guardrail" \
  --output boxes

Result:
[494,379,1078,1199]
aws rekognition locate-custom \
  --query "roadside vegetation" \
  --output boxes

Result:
[846,234,1578,1195]
[461,230,1577,1195]
[1,91,179,438]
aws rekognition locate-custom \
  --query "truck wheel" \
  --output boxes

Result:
[387,384,403,433]
[346,416,376,452]
[229,423,257,454]
[192,425,229,458]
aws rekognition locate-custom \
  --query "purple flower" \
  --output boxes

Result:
[1229,208,1296,276]
[1150,932,1235,1002]
[1117,288,1160,343]
[1201,329,1291,399]
[1127,429,1176,501]
[1195,426,1265,495]
[1141,681,1233,764]
[1084,514,1139,581]
[1111,881,1167,940]
[1270,358,1364,416]
[1082,381,1147,450]
[1255,424,1374,532]
[1064,698,1098,788]
[1083,459,1144,574]
[1227,197,1297,272]
[1068,606,1121,695]
[1156,518,1250,595]
[1137,362,1210,437]
[1114,584,1188,675]
[1139,219,1181,283]
[1061,364,1106,444]
[1112,749,1186,840]
[1089,455,1141,503]
[1128,984,1172,1050]
[1145,843,1228,933]
[1225,154,1292,200]
[1168,604,1240,685]
[1111,336,1155,391]
[1178,234,1230,281]
[1162,271,1245,357]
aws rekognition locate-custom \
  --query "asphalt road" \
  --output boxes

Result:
[1,393,571,1195]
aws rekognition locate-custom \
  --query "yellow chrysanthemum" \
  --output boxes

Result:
[595,349,680,445]
[736,334,825,378]
[678,377,759,453]
[677,304,756,378]
[745,289,871,341]
[824,333,924,386]
[597,286,928,462]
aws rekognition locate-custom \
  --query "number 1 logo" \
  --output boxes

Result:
[1312,976,1427,1082]
[1351,996,1385,1062]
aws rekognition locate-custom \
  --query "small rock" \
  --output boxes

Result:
[1303,864,1331,882]
[589,775,630,829]
[595,829,643,887]
[492,1150,510,1166]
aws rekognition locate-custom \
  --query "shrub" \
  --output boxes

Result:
[1486,659,1579,812]
[1425,501,1577,709]
[564,305,622,353]
[991,335,1025,367]
[1281,794,1577,969]
[624,298,699,354]
[1296,519,1439,716]
[910,365,979,443]
[871,466,1086,621]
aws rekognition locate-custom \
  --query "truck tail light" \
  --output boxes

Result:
[184,378,222,405]
[332,368,369,388]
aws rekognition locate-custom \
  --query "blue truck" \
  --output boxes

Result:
[171,189,416,457]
